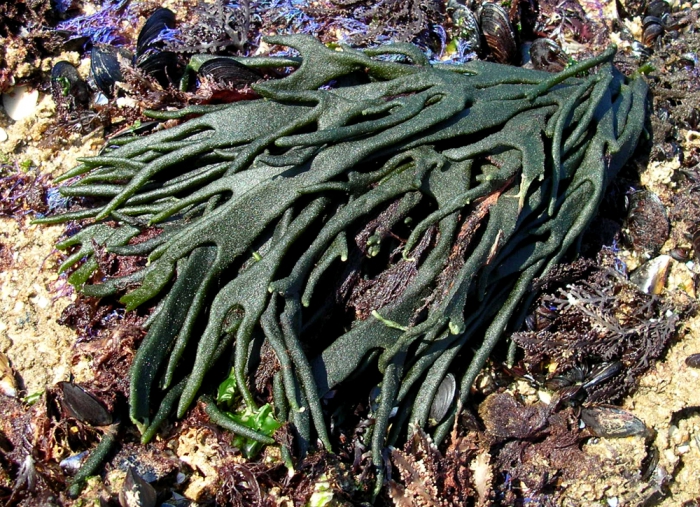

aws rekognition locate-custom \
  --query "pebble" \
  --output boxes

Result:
[0,127,7,142]
[0,352,17,398]
[2,85,39,121]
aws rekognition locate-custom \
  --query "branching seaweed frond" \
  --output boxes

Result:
[38,35,647,492]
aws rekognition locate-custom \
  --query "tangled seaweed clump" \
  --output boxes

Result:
[39,34,647,481]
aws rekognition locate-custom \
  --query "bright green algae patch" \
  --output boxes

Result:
[39,35,647,475]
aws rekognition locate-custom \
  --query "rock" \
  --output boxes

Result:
[2,85,39,121]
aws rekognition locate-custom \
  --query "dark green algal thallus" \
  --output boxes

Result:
[38,34,647,486]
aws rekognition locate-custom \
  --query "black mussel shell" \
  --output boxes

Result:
[643,16,664,46]
[58,381,113,426]
[529,38,568,72]
[91,44,133,96]
[582,361,623,390]
[685,353,700,368]
[558,384,585,403]
[448,1,482,54]
[51,61,89,104]
[669,247,690,262]
[119,468,157,507]
[136,51,180,89]
[480,3,518,64]
[544,376,573,391]
[137,8,176,57]
[581,406,648,438]
[198,58,262,87]
[645,0,671,18]
[134,9,180,88]
[429,373,456,425]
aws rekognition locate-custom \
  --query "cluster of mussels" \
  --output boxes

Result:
[49,6,262,132]
[39,34,647,490]
[446,0,567,69]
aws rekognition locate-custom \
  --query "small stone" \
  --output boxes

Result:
[2,85,39,121]
[0,127,7,142]
[0,352,17,398]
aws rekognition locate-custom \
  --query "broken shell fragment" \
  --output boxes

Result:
[58,381,113,426]
[581,406,648,438]
[630,254,671,294]
[429,373,456,425]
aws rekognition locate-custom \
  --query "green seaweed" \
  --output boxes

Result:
[40,35,647,489]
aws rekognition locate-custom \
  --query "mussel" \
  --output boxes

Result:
[58,381,113,426]
[641,1,671,47]
[630,255,671,294]
[136,8,176,55]
[135,8,180,88]
[91,44,133,96]
[581,406,648,438]
[480,3,518,64]
[428,373,456,425]
[59,451,89,475]
[582,361,623,390]
[529,38,568,72]
[669,247,690,262]
[119,467,157,507]
[686,353,700,368]
[197,57,261,87]
[137,51,180,88]
[90,8,181,95]
[642,16,664,46]
[447,0,482,55]
[51,61,89,104]
[645,0,671,18]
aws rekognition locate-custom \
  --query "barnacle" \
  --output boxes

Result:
[39,35,647,485]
